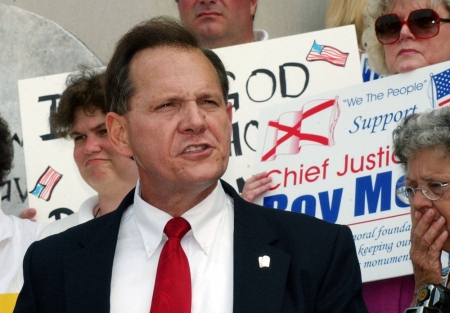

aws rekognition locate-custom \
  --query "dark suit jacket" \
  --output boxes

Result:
[14,180,368,313]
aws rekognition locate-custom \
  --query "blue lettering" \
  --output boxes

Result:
[263,194,288,210]
[362,57,382,82]
[345,97,363,106]
[349,116,361,134]
[318,188,343,223]
[354,171,392,216]
[291,195,316,217]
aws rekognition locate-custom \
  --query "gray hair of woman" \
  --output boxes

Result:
[363,0,450,75]
[393,107,450,172]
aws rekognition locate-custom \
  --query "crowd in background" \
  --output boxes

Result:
[3,0,450,312]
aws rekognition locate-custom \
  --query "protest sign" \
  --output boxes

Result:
[255,60,450,282]
[19,26,361,223]
[216,25,362,191]
[19,72,97,222]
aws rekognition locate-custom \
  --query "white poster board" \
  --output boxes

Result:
[255,60,450,282]
[216,25,362,191]
[19,72,98,222]
[19,27,362,223]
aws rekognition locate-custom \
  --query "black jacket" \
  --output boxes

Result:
[14,180,368,313]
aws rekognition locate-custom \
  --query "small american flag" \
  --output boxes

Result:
[306,41,349,67]
[30,166,62,201]
[430,69,450,107]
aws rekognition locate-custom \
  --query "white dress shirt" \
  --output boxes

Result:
[0,205,46,293]
[110,181,234,313]
[254,29,269,42]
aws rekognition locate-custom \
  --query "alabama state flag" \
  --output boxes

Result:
[261,98,340,162]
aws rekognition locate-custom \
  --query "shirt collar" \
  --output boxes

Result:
[77,195,99,223]
[133,180,228,258]
[254,29,269,41]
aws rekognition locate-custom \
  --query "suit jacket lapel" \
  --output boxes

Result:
[221,181,291,313]
[63,189,135,312]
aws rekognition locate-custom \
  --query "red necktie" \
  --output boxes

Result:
[150,217,192,313]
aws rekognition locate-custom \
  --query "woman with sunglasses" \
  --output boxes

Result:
[364,0,450,75]
[361,1,450,312]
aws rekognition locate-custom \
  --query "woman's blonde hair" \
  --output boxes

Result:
[326,0,367,46]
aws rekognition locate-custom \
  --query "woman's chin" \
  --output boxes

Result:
[390,59,426,74]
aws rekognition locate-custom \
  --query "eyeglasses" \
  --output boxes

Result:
[375,8,450,45]
[397,181,450,203]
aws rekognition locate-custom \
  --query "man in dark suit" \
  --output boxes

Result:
[14,17,368,313]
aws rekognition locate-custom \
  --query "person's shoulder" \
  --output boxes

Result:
[221,179,348,239]
[234,196,357,279]
[44,200,126,239]
[246,200,347,236]
[38,194,99,240]
[38,212,81,239]
[36,191,132,247]
[28,213,113,266]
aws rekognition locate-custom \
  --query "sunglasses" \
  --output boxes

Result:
[375,8,450,45]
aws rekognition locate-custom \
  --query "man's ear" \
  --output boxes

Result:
[106,112,134,158]
[226,102,233,133]
[250,0,258,16]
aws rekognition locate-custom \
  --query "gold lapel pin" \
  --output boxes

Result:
[258,255,270,268]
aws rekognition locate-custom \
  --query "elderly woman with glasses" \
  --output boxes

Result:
[393,107,450,302]
[364,108,450,313]
[361,1,450,312]
[363,0,450,75]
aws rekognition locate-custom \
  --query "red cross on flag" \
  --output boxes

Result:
[261,97,340,162]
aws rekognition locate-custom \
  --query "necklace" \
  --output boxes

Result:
[94,206,101,218]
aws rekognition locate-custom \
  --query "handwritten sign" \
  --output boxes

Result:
[19,72,97,222]
[215,25,362,190]
[19,26,362,223]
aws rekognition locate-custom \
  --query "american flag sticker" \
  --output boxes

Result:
[30,166,63,201]
[430,69,450,108]
[306,41,349,67]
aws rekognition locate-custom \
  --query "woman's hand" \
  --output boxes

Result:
[241,172,272,203]
[19,208,38,222]
[410,209,448,303]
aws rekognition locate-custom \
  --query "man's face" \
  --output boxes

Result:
[72,109,137,191]
[177,0,257,48]
[111,47,232,197]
